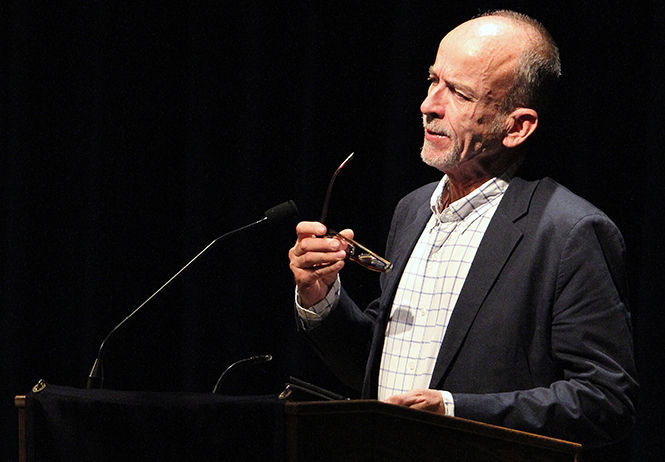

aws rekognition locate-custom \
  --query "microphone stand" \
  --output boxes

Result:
[86,200,298,389]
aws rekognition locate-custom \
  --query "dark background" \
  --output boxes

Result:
[2,1,663,460]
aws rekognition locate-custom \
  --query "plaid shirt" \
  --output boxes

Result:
[377,170,513,407]
[296,169,515,414]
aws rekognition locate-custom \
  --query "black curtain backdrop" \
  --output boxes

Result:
[2,1,663,460]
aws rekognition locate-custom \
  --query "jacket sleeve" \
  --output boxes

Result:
[300,189,419,392]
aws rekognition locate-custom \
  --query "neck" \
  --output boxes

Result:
[438,177,488,212]
[442,151,522,207]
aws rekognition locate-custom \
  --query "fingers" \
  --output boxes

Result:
[289,262,346,297]
[288,221,359,307]
[288,248,346,276]
[290,238,347,268]
[290,221,353,267]
[384,394,406,405]
[293,221,336,257]
[384,389,444,414]
[288,221,351,307]
[295,221,327,239]
[385,391,421,407]
[293,222,354,242]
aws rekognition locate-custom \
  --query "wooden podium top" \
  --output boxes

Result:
[285,399,581,462]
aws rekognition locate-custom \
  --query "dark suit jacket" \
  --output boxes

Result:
[304,176,637,446]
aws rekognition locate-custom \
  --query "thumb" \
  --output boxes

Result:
[338,228,354,241]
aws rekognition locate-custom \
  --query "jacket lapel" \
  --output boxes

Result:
[429,177,538,388]
[380,200,433,308]
[364,193,433,397]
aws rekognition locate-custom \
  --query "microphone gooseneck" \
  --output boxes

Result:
[211,354,273,394]
[86,201,298,389]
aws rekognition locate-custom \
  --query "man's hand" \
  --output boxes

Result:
[288,221,354,308]
[384,389,446,414]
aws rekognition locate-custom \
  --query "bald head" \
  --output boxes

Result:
[445,14,532,58]
[442,11,560,114]
[473,10,561,113]
[436,16,531,108]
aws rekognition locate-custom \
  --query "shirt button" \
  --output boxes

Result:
[408,361,416,371]
[419,309,426,317]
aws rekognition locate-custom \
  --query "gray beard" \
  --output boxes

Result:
[420,139,463,172]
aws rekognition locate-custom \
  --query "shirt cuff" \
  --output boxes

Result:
[294,277,341,328]
[439,390,455,416]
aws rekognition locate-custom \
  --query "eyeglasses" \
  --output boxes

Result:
[320,153,393,273]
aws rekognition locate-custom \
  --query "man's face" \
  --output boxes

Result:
[420,19,523,174]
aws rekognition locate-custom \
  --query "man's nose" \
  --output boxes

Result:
[420,89,445,119]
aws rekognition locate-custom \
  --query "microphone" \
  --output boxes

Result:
[264,200,299,223]
[86,200,299,389]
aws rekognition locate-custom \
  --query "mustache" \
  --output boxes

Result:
[423,121,450,137]
[422,114,450,137]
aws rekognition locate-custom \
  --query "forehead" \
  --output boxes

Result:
[432,18,525,91]
[442,20,507,58]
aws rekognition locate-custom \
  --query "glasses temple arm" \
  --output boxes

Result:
[320,152,354,223]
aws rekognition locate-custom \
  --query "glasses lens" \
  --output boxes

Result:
[354,253,392,272]
[328,231,392,273]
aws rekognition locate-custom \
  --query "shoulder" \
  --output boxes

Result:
[504,178,626,274]
[538,178,603,214]
[507,176,618,231]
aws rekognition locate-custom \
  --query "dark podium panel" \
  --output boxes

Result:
[17,384,285,461]
[17,384,581,461]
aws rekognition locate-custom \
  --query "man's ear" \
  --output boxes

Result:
[502,108,538,148]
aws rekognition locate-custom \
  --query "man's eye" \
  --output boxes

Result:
[455,90,471,101]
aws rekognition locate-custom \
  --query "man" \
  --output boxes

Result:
[288,10,637,448]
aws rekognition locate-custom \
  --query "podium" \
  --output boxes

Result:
[16,384,581,461]
[286,399,581,461]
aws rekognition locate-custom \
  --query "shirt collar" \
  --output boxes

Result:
[429,163,518,223]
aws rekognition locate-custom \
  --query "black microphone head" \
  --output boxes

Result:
[264,200,299,223]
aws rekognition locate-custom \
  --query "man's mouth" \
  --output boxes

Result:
[425,127,449,139]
